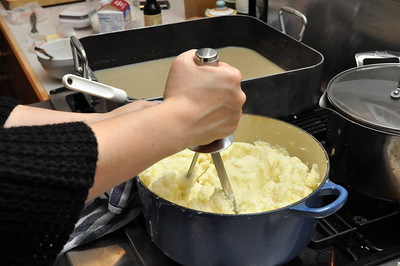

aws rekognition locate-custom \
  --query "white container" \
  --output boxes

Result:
[98,0,133,33]
[86,0,101,33]
[86,0,139,32]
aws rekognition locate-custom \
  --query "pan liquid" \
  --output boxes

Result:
[94,46,285,99]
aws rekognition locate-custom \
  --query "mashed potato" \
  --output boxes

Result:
[139,141,322,214]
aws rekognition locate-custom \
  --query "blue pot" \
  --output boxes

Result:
[137,114,347,266]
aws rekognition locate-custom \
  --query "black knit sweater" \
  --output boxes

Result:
[0,97,98,265]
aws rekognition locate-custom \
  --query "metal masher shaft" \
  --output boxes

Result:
[211,153,238,213]
[186,152,199,178]
[186,48,239,214]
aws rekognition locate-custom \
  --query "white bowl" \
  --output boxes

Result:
[36,38,75,80]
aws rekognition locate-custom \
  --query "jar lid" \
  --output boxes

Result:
[326,64,400,134]
[205,1,237,17]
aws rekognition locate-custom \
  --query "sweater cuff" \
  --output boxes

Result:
[0,97,21,126]
[0,122,98,264]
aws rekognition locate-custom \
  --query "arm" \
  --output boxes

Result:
[4,49,245,202]
[0,49,244,265]
[88,49,245,201]
[4,100,158,128]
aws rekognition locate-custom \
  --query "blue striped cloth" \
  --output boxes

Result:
[60,178,141,253]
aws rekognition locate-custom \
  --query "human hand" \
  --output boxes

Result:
[87,51,243,199]
[162,49,246,147]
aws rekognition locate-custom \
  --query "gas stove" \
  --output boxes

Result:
[51,89,400,266]
[297,190,400,266]
[124,196,400,266]
[122,107,400,266]
[286,108,400,266]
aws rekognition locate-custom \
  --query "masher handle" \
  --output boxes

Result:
[189,48,234,154]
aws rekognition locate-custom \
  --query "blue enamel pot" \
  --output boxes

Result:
[136,114,347,266]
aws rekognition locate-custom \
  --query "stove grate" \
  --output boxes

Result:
[308,189,400,265]
[284,106,400,265]
[283,106,329,142]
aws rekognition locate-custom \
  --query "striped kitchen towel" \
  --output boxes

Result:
[60,178,142,253]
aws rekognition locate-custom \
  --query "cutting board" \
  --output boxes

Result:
[1,0,82,10]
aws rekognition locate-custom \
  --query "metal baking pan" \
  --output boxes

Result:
[78,15,324,119]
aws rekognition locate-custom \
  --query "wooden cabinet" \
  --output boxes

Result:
[0,31,16,99]
[0,15,48,104]
[0,30,41,104]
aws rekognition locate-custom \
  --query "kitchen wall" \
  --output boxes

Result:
[264,0,400,88]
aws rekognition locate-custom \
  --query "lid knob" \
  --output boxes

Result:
[390,88,400,99]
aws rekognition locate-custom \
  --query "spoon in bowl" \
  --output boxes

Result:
[34,46,53,59]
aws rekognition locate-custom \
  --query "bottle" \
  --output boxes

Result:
[224,0,235,9]
[86,0,103,33]
[129,0,141,28]
[143,0,162,26]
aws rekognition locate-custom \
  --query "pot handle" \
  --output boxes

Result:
[288,180,348,218]
[355,51,400,67]
[278,6,307,41]
[70,36,97,81]
[62,74,130,103]
[318,91,331,110]
[319,91,343,117]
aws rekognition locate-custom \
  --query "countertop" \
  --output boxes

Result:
[0,0,186,101]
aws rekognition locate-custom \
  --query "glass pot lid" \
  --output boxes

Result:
[326,63,400,134]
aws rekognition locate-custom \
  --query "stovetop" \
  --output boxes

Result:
[123,188,400,266]
[286,107,400,266]
[287,190,400,266]
[122,106,400,266]
[51,90,400,266]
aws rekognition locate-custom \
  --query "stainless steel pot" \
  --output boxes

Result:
[136,114,347,266]
[320,63,400,202]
